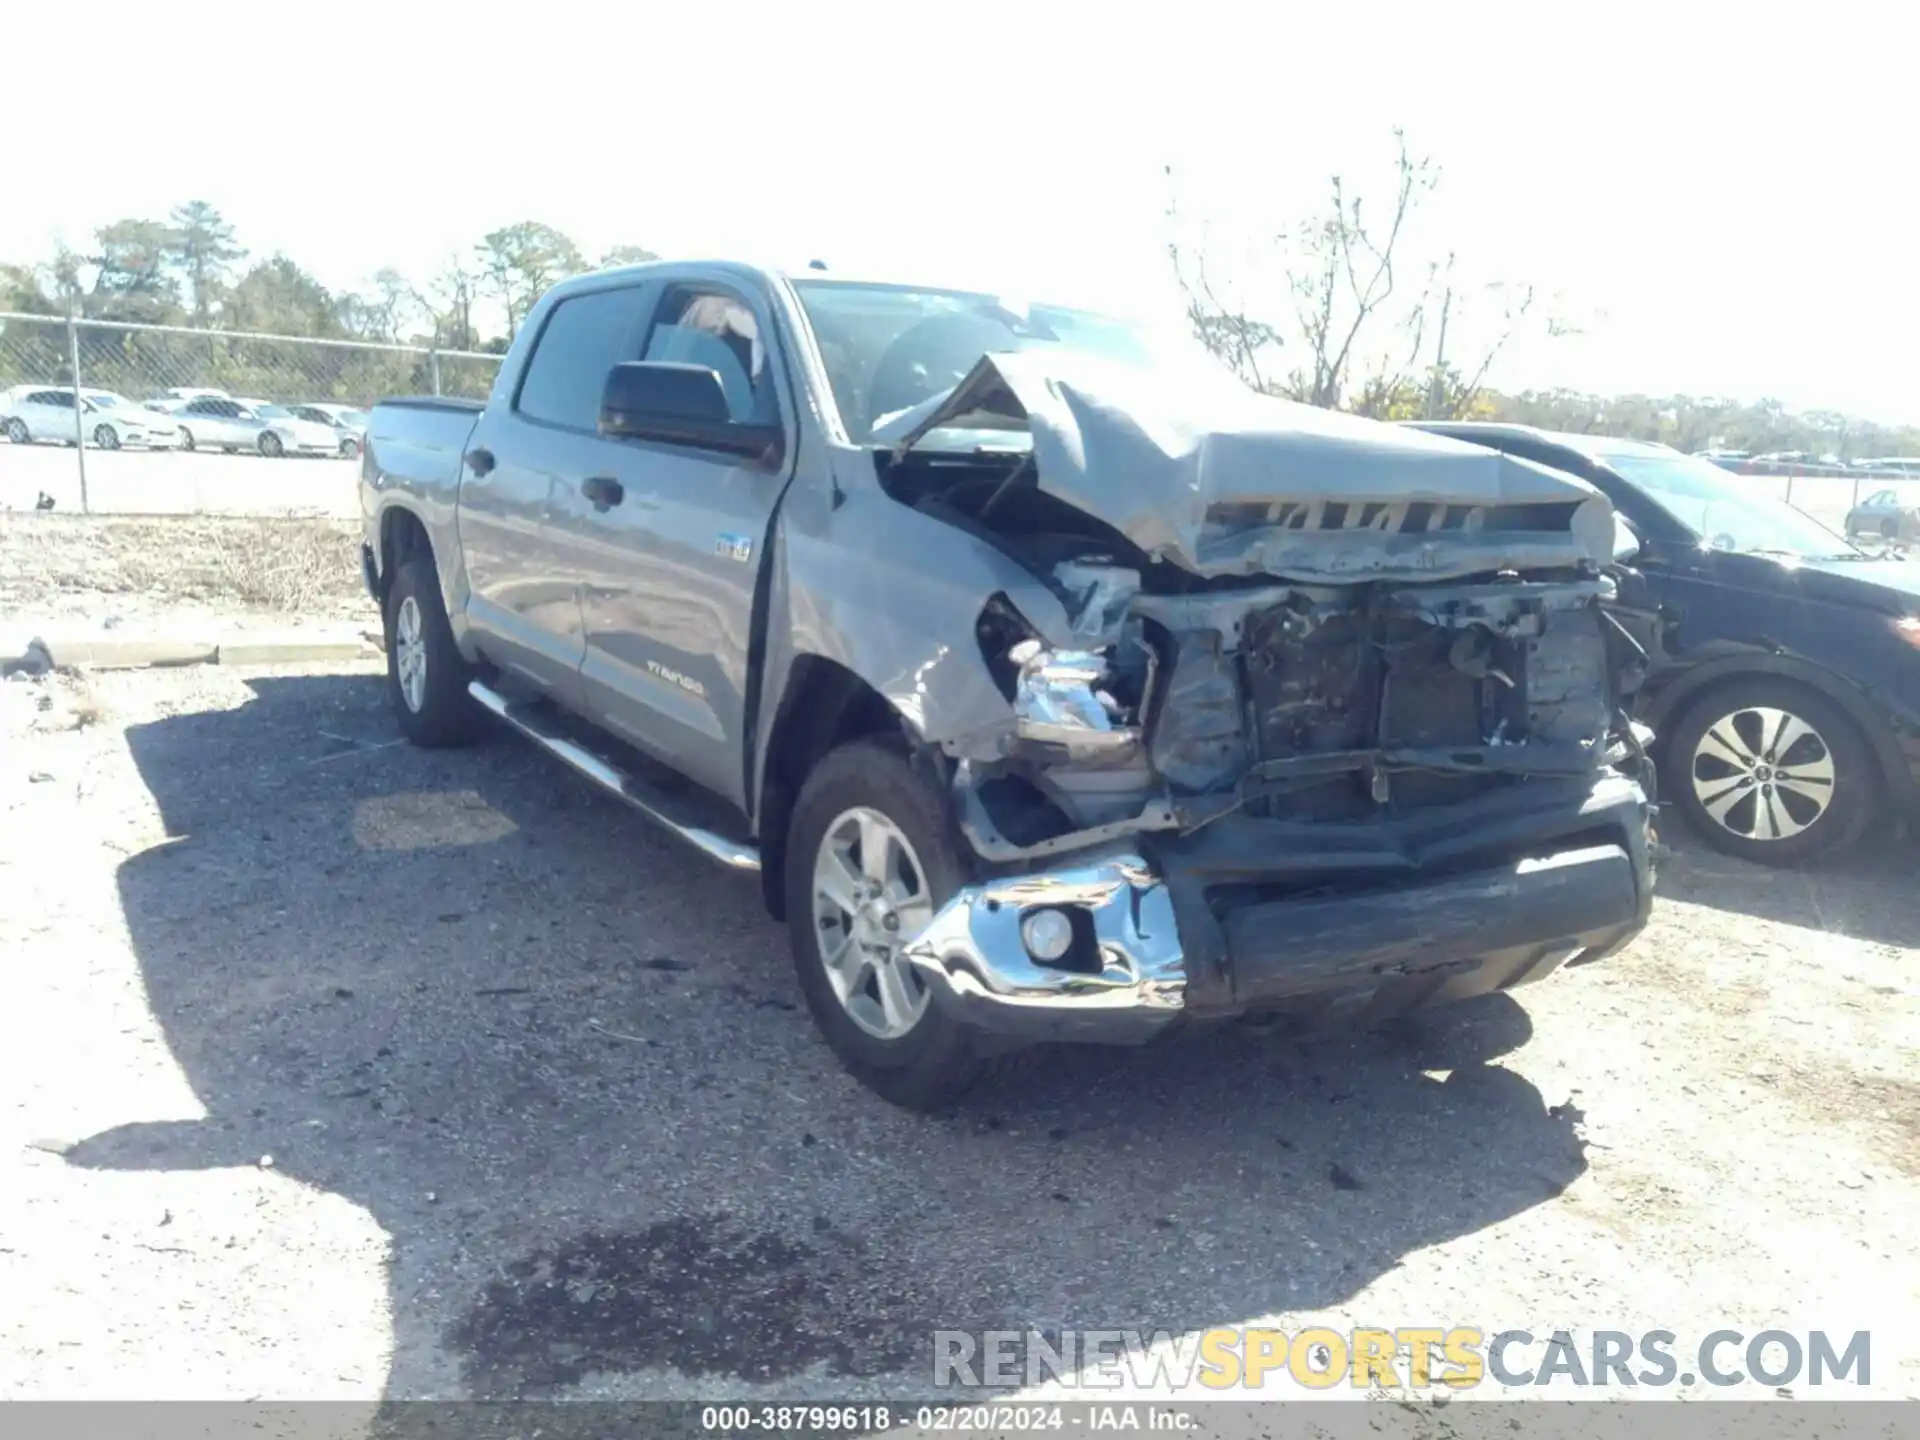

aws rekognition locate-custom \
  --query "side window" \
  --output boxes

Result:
[27,391,64,406]
[515,286,653,432]
[1870,490,1896,507]
[185,399,213,415]
[217,401,244,418]
[640,288,778,426]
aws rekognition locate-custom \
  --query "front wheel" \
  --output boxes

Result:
[785,740,990,1111]
[258,431,284,458]
[383,555,484,748]
[1666,677,1879,864]
[5,418,30,444]
[340,436,361,460]
[92,423,120,451]
[178,427,196,451]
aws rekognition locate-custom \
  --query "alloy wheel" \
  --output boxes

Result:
[394,595,428,714]
[1689,704,1836,842]
[810,806,936,1039]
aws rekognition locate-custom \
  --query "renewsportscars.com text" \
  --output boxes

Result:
[932,1326,1872,1391]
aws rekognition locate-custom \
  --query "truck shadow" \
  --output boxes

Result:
[1652,822,1920,951]
[71,673,1586,1399]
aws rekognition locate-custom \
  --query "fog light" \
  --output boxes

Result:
[1020,907,1075,963]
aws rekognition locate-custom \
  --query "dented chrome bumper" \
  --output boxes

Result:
[901,851,1188,1044]
[903,776,1654,1045]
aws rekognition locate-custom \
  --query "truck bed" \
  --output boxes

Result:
[365,396,485,493]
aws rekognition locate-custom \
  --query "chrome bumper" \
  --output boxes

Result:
[902,785,1651,1046]
[901,849,1187,1045]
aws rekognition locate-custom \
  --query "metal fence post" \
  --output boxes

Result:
[430,347,443,396]
[66,308,89,514]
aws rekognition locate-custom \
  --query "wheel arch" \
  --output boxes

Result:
[754,656,915,920]
[376,504,435,602]
[1644,651,1906,800]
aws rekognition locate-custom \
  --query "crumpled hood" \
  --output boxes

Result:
[876,351,1615,583]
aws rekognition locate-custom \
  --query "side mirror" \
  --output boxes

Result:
[598,361,781,464]
[1612,513,1642,563]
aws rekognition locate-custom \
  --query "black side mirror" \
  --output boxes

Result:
[598,361,781,464]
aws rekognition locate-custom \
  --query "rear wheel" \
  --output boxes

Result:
[92,423,119,450]
[1666,676,1879,864]
[383,555,484,748]
[785,740,989,1111]
[5,418,29,444]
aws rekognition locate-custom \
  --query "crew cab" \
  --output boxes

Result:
[360,261,1656,1109]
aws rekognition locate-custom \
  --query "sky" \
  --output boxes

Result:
[2,0,1912,421]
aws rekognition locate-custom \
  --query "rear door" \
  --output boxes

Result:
[24,391,70,438]
[553,277,795,807]
[454,279,657,708]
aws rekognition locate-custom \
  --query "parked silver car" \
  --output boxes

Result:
[1844,486,1920,545]
[172,396,340,457]
[286,402,369,458]
[1,385,182,449]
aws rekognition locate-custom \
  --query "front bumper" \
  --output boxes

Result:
[904,773,1653,1045]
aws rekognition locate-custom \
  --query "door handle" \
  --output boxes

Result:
[465,446,495,476]
[582,475,625,510]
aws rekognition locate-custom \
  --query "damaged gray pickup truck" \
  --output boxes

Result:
[360,261,1657,1110]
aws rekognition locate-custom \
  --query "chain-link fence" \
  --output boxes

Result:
[0,312,502,514]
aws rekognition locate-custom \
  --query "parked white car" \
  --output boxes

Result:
[1,385,183,449]
[172,396,340,457]
[286,402,369,458]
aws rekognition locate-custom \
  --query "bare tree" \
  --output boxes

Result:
[1172,132,1549,417]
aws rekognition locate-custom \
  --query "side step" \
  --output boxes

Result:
[468,680,761,874]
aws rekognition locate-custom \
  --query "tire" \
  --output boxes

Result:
[258,431,284,458]
[383,554,484,748]
[784,740,989,1111]
[92,423,119,451]
[178,427,195,451]
[340,436,361,460]
[4,418,28,444]
[1665,676,1880,865]
[1882,518,1899,540]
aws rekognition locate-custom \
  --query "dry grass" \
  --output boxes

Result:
[0,513,370,618]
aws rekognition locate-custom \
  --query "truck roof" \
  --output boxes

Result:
[558,257,1131,314]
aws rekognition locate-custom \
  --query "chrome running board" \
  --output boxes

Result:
[468,680,761,874]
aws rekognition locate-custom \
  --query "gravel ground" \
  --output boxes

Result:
[3,662,1918,1415]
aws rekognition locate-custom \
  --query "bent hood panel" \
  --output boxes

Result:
[881,352,1614,582]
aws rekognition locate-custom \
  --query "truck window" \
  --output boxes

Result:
[641,287,779,427]
[515,286,653,432]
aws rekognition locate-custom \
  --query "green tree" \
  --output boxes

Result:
[225,255,341,337]
[0,262,57,314]
[166,200,246,324]
[476,222,585,336]
[89,218,182,324]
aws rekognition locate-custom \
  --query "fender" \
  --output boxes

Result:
[1640,642,1920,804]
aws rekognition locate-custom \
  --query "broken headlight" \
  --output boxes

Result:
[1007,639,1141,761]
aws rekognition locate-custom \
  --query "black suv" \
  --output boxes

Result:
[1412,423,1920,865]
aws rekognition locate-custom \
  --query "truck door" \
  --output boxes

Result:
[455,280,656,708]
[548,278,794,809]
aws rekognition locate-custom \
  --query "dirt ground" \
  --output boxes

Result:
[2,654,1917,1420]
